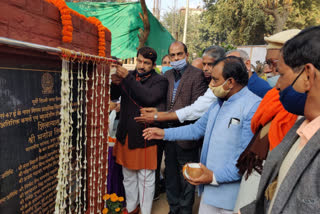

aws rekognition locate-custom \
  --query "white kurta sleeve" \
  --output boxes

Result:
[175,88,216,123]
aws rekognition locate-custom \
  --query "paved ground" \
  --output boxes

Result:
[151,192,200,214]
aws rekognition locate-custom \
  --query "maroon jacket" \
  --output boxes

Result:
[164,64,208,149]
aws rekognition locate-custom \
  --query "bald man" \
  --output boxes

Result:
[192,58,203,70]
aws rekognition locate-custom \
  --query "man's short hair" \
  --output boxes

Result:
[137,46,157,65]
[168,41,188,54]
[213,56,249,86]
[226,49,250,61]
[282,26,320,72]
[202,46,225,60]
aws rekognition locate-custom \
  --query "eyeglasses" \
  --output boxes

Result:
[263,59,279,69]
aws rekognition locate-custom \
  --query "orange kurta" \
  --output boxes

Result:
[113,135,157,170]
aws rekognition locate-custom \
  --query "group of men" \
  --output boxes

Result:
[110,25,320,214]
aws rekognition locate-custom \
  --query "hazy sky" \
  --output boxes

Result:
[145,0,204,18]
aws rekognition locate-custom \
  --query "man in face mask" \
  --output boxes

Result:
[160,41,208,214]
[276,53,307,116]
[143,56,261,213]
[233,30,301,212]
[264,29,301,88]
[226,49,272,98]
[240,25,320,214]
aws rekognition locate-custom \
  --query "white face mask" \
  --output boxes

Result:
[110,67,117,75]
[170,58,187,71]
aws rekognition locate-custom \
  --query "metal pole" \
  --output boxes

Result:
[0,37,116,63]
[182,0,189,44]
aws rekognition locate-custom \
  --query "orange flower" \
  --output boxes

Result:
[103,194,110,201]
[102,208,108,214]
[63,36,72,43]
[45,0,109,54]
[115,208,120,212]
[110,194,118,202]
[118,197,124,202]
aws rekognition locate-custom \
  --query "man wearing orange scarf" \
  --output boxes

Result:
[234,29,301,212]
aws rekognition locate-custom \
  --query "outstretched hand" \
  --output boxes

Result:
[184,163,214,186]
[134,108,158,124]
[116,64,129,79]
[142,127,165,140]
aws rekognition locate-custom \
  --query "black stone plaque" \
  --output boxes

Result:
[0,65,63,214]
[0,47,90,214]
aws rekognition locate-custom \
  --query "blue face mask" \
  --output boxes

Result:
[267,75,280,87]
[170,58,187,71]
[162,66,172,74]
[279,69,307,116]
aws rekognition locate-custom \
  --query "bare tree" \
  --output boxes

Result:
[138,0,150,49]
[260,0,293,33]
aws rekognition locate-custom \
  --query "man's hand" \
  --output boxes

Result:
[140,107,158,114]
[110,101,117,111]
[115,103,120,112]
[185,163,214,186]
[111,74,123,85]
[142,127,165,140]
[134,108,158,124]
[116,65,129,78]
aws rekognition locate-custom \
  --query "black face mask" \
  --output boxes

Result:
[279,68,307,116]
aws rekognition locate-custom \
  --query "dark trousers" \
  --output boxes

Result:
[164,142,199,214]
[155,142,165,193]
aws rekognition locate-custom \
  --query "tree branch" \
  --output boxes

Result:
[138,0,150,49]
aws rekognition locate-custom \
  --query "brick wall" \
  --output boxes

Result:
[0,0,111,57]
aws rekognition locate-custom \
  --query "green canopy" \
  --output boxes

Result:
[67,2,175,65]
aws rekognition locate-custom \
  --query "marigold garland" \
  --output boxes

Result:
[45,0,110,56]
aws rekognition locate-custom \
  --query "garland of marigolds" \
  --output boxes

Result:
[45,0,110,57]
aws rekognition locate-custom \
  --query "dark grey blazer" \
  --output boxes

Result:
[164,64,207,149]
[241,118,320,214]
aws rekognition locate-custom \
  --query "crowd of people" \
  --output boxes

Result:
[109,25,320,214]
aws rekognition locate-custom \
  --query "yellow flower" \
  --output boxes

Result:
[110,194,118,202]
[102,208,108,214]
[115,208,120,212]
[103,194,110,201]
[118,197,124,202]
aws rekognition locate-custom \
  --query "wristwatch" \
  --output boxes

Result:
[154,113,158,121]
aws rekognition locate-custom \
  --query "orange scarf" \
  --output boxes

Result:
[251,88,298,151]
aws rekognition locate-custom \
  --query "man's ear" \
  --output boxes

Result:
[153,63,156,69]
[228,78,235,89]
[304,63,316,91]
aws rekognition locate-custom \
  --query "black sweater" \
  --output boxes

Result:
[110,70,168,149]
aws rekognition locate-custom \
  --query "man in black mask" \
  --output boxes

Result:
[240,25,320,214]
